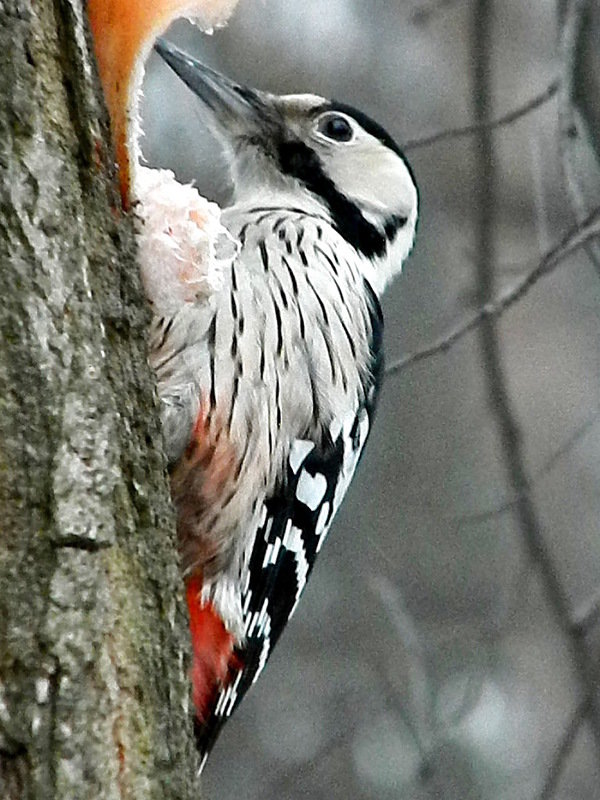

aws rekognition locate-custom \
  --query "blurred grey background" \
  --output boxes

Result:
[140,1,600,798]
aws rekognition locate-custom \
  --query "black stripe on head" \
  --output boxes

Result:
[277,139,387,259]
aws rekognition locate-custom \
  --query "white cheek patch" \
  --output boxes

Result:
[327,141,417,222]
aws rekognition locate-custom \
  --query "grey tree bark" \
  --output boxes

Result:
[0,2,200,798]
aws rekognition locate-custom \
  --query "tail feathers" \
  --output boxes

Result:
[185,575,242,758]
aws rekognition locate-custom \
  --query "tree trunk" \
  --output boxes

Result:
[0,2,200,798]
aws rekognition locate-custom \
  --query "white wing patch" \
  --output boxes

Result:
[315,501,331,553]
[296,468,328,510]
[289,439,316,473]
[281,523,311,607]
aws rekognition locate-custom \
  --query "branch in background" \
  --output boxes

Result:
[263,727,354,797]
[410,0,464,27]
[455,406,600,527]
[538,697,589,800]
[529,132,552,254]
[403,81,558,152]
[559,0,600,276]
[370,576,436,750]
[385,207,600,376]
[572,3,600,159]
[473,0,600,768]
[571,588,600,636]
[470,0,536,732]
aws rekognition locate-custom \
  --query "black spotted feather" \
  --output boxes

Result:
[196,287,383,759]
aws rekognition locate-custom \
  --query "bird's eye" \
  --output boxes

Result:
[316,113,354,143]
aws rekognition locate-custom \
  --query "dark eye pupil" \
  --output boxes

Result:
[319,115,353,142]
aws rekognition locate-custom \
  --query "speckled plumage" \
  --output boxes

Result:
[150,39,418,765]
[151,204,376,578]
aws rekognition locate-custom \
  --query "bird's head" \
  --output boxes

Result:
[155,39,418,292]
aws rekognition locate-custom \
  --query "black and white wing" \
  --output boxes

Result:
[196,289,383,759]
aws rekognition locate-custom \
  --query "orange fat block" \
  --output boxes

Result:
[87,0,239,205]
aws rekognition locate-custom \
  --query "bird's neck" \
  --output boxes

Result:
[229,185,331,220]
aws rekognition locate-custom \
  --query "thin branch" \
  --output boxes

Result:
[370,576,436,745]
[443,672,487,729]
[530,133,552,254]
[471,0,530,722]
[572,587,600,636]
[403,81,559,152]
[385,207,600,377]
[263,727,354,796]
[455,406,600,527]
[504,470,600,753]
[410,0,463,26]
[559,0,600,277]
[538,698,589,800]
[472,0,600,758]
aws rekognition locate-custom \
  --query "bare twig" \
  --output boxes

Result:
[370,576,427,668]
[263,726,354,796]
[559,0,600,276]
[471,0,531,723]
[410,0,463,26]
[455,406,600,527]
[538,698,589,800]
[385,207,600,377]
[444,672,487,729]
[473,0,600,762]
[572,587,600,636]
[403,81,558,152]
[370,576,436,746]
[530,133,551,253]
[505,481,600,754]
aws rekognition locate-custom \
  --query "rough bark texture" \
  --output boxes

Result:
[0,2,200,798]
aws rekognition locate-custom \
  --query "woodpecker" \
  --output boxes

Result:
[150,38,418,766]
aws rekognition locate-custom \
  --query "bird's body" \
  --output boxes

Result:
[149,40,418,764]
[153,200,380,584]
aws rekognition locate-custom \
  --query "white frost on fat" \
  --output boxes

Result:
[135,166,237,315]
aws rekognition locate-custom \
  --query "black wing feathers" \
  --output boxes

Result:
[196,283,383,759]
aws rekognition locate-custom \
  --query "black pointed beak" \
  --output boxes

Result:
[154,38,272,137]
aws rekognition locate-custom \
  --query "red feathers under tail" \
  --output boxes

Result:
[185,575,240,726]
